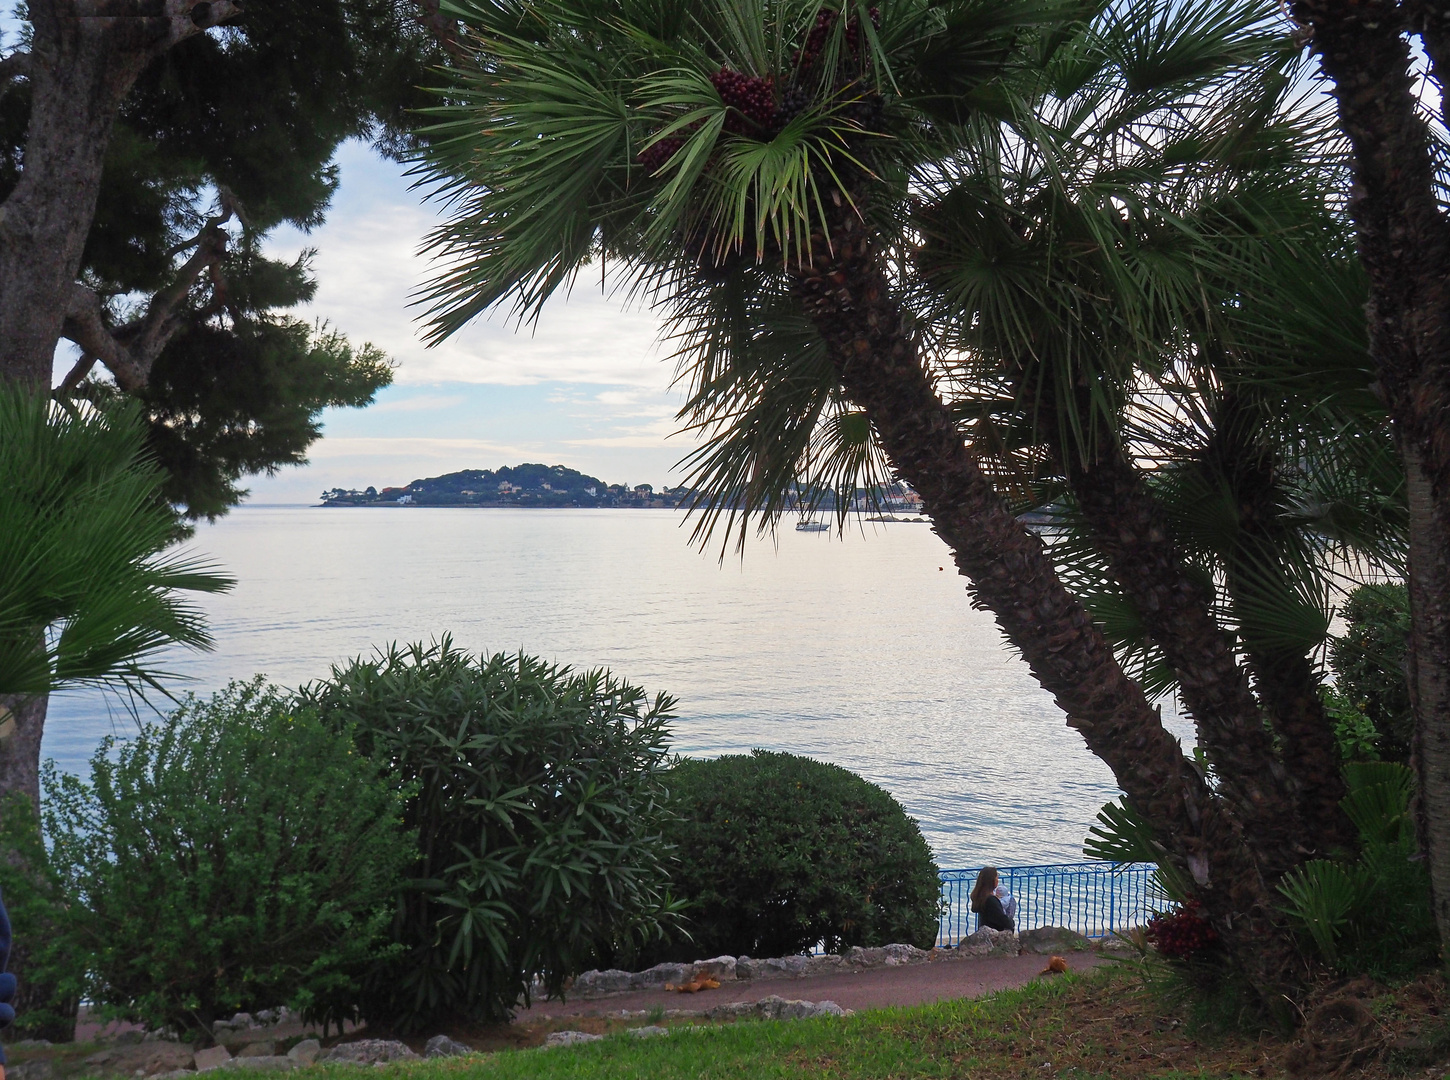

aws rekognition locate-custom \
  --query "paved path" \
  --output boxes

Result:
[515,951,1109,1021]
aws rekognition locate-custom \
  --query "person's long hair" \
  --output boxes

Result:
[969,866,999,912]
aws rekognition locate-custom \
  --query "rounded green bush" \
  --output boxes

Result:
[651,750,941,960]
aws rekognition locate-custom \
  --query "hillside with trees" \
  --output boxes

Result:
[321,463,682,507]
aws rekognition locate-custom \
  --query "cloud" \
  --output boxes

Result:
[364,393,467,414]
[268,144,671,391]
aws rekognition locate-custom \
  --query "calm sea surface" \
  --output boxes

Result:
[42,506,1193,867]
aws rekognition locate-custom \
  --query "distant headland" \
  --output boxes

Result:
[320,464,686,509]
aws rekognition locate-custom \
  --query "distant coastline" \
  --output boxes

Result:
[320,462,930,515]
[320,463,685,510]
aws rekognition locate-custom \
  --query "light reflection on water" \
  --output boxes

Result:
[43,506,1193,867]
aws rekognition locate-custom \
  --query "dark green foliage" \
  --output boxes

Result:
[1278,762,1434,979]
[3,0,427,519]
[38,680,412,1039]
[1327,583,1412,763]
[646,750,941,961]
[135,318,393,520]
[296,638,680,1031]
[0,797,85,1041]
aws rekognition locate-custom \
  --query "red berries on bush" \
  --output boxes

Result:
[1145,900,1220,961]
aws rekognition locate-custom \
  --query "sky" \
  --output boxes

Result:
[241,142,689,502]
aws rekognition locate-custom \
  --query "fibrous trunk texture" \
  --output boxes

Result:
[785,187,1304,996]
[1292,0,1450,957]
[1407,451,1450,946]
[1066,452,1327,870]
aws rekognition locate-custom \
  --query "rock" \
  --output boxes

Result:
[85,1051,117,1067]
[222,1056,294,1071]
[115,1031,147,1046]
[237,1042,276,1058]
[956,928,1019,958]
[144,1029,181,1043]
[628,963,689,990]
[804,955,846,976]
[423,1036,472,1059]
[845,946,887,968]
[1094,935,1137,955]
[229,1014,253,1029]
[153,1071,193,1080]
[138,1044,197,1075]
[736,955,810,980]
[627,1026,668,1039]
[571,968,634,996]
[812,1001,850,1017]
[194,1046,234,1073]
[757,996,820,1020]
[321,1040,419,1066]
[253,1010,280,1026]
[882,943,930,966]
[543,1031,603,1048]
[689,956,736,982]
[286,1040,321,1066]
[1018,927,1092,955]
[704,1001,760,1021]
[8,1061,54,1080]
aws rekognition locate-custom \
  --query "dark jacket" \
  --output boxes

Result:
[0,886,12,1064]
[973,893,1014,932]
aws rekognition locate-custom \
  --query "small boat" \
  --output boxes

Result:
[795,520,830,532]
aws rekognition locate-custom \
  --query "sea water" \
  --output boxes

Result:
[41,505,1193,866]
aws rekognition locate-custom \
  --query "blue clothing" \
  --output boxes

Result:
[0,886,13,1064]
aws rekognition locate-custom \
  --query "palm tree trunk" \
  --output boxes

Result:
[1065,447,1333,871]
[785,187,1304,997]
[1291,0,1450,959]
[1406,449,1450,953]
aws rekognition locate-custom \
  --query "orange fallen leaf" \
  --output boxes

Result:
[1041,955,1069,975]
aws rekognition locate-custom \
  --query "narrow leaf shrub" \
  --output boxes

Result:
[297,638,679,1031]
[643,749,941,962]
[42,679,412,1039]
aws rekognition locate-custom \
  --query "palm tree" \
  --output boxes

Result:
[414,0,1362,992]
[0,387,233,808]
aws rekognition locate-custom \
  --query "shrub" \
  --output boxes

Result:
[296,638,680,1031]
[646,749,941,961]
[1278,762,1435,979]
[1327,583,1412,763]
[41,679,412,1039]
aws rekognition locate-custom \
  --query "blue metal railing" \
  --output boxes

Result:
[936,862,1168,945]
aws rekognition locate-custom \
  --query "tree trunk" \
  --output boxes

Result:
[0,696,47,812]
[1065,452,1332,870]
[0,0,237,387]
[0,3,147,385]
[1291,0,1450,961]
[1407,450,1450,953]
[783,187,1305,998]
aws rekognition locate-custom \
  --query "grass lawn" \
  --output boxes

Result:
[368,968,1283,1080]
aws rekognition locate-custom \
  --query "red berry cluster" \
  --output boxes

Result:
[710,67,776,134]
[1145,900,1219,961]
[793,7,880,69]
[637,136,684,174]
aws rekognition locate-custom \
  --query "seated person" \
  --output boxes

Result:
[970,865,1015,932]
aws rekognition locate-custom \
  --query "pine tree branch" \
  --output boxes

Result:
[60,203,236,391]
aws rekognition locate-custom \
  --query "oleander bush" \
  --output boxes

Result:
[297,638,680,1031]
[642,749,942,962]
[40,679,412,1039]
